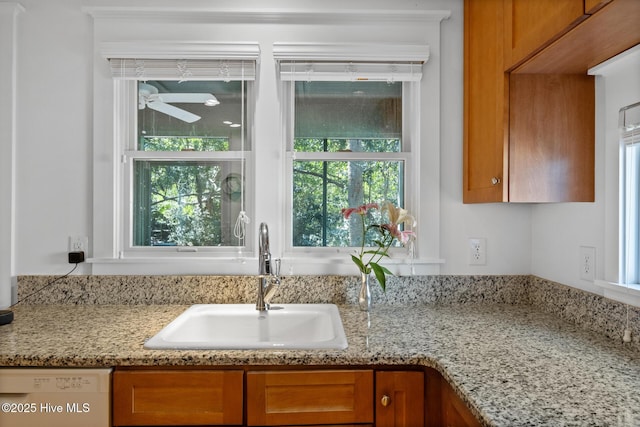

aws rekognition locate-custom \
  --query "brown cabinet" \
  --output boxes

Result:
[441,377,482,427]
[463,0,508,203]
[376,371,424,427]
[112,367,480,427]
[504,0,586,69]
[584,0,612,14]
[514,0,640,74]
[508,73,594,202]
[465,0,640,203]
[464,0,629,203]
[112,369,244,426]
[246,369,374,426]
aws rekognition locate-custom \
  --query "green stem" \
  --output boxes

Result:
[359,213,369,274]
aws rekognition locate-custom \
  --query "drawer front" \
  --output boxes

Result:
[113,370,243,426]
[247,370,374,426]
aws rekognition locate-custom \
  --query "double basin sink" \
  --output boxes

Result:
[144,304,348,350]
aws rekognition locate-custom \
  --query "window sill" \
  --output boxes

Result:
[594,279,640,307]
[88,256,444,276]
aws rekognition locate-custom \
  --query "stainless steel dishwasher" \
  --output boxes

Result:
[0,368,111,427]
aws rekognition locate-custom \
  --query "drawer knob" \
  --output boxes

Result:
[381,395,391,407]
[491,177,501,185]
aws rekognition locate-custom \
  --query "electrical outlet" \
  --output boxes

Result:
[580,246,595,281]
[469,238,486,265]
[68,236,88,254]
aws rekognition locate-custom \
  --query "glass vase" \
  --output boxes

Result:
[358,272,372,312]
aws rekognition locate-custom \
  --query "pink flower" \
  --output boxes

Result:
[341,203,379,219]
[341,207,358,219]
[341,201,417,292]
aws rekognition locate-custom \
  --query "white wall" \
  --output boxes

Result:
[3,0,535,305]
[532,47,640,296]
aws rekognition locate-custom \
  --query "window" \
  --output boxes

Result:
[621,101,640,284]
[278,57,425,259]
[109,58,255,257]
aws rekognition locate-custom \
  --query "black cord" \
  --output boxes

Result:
[10,263,79,308]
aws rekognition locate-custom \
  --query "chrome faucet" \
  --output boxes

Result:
[256,222,281,311]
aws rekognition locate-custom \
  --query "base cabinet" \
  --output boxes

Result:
[112,367,479,427]
[246,370,374,426]
[112,369,243,426]
[375,371,425,427]
[441,378,482,427]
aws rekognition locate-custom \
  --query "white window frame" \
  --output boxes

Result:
[274,43,434,274]
[87,6,448,275]
[619,101,640,285]
[93,42,260,271]
[588,47,640,307]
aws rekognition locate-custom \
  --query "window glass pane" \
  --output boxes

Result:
[624,143,640,283]
[292,160,404,247]
[140,136,229,152]
[294,138,400,153]
[138,80,248,151]
[291,80,405,248]
[294,81,402,145]
[133,160,244,247]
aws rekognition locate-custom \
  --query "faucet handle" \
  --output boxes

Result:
[273,258,281,277]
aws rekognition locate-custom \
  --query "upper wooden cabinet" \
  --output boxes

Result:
[464,0,640,203]
[504,0,587,69]
[584,0,613,14]
[514,0,640,73]
[508,74,594,202]
[463,0,508,203]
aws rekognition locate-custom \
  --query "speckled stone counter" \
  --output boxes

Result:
[1,302,639,426]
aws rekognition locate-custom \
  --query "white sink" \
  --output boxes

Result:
[144,304,348,350]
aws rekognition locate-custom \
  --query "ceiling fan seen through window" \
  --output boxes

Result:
[138,82,219,123]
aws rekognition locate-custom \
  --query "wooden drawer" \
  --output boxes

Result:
[113,369,243,426]
[246,369,374,426]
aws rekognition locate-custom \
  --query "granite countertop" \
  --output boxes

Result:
[1,303,639,426]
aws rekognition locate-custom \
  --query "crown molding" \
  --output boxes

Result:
[83,6,451,25]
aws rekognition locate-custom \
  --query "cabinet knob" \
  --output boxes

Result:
[491,177,501,185]
[381,395,391,407]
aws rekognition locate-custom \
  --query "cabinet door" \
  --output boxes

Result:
[112,370,243,426]
[513,0,640,74]
[376,371,424,427]
[584,0,612,14]
[509,74,594,202]
[246,370,374,426]
[504,0,586,69]
[463,0,508,203]
[441,379,482,427]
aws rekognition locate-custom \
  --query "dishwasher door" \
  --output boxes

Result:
[0,368,111,427]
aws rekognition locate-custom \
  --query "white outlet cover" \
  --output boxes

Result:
[469,238,486,265]
[579,246,595,281]
[68,236,88,253]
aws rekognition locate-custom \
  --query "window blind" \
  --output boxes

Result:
[108,58,256,81]
[273,42,429,82]
[278,61,423,82]
[621,101,640,146]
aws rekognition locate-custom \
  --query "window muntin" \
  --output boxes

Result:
[125,79,251,252]
[289,80,412,250]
